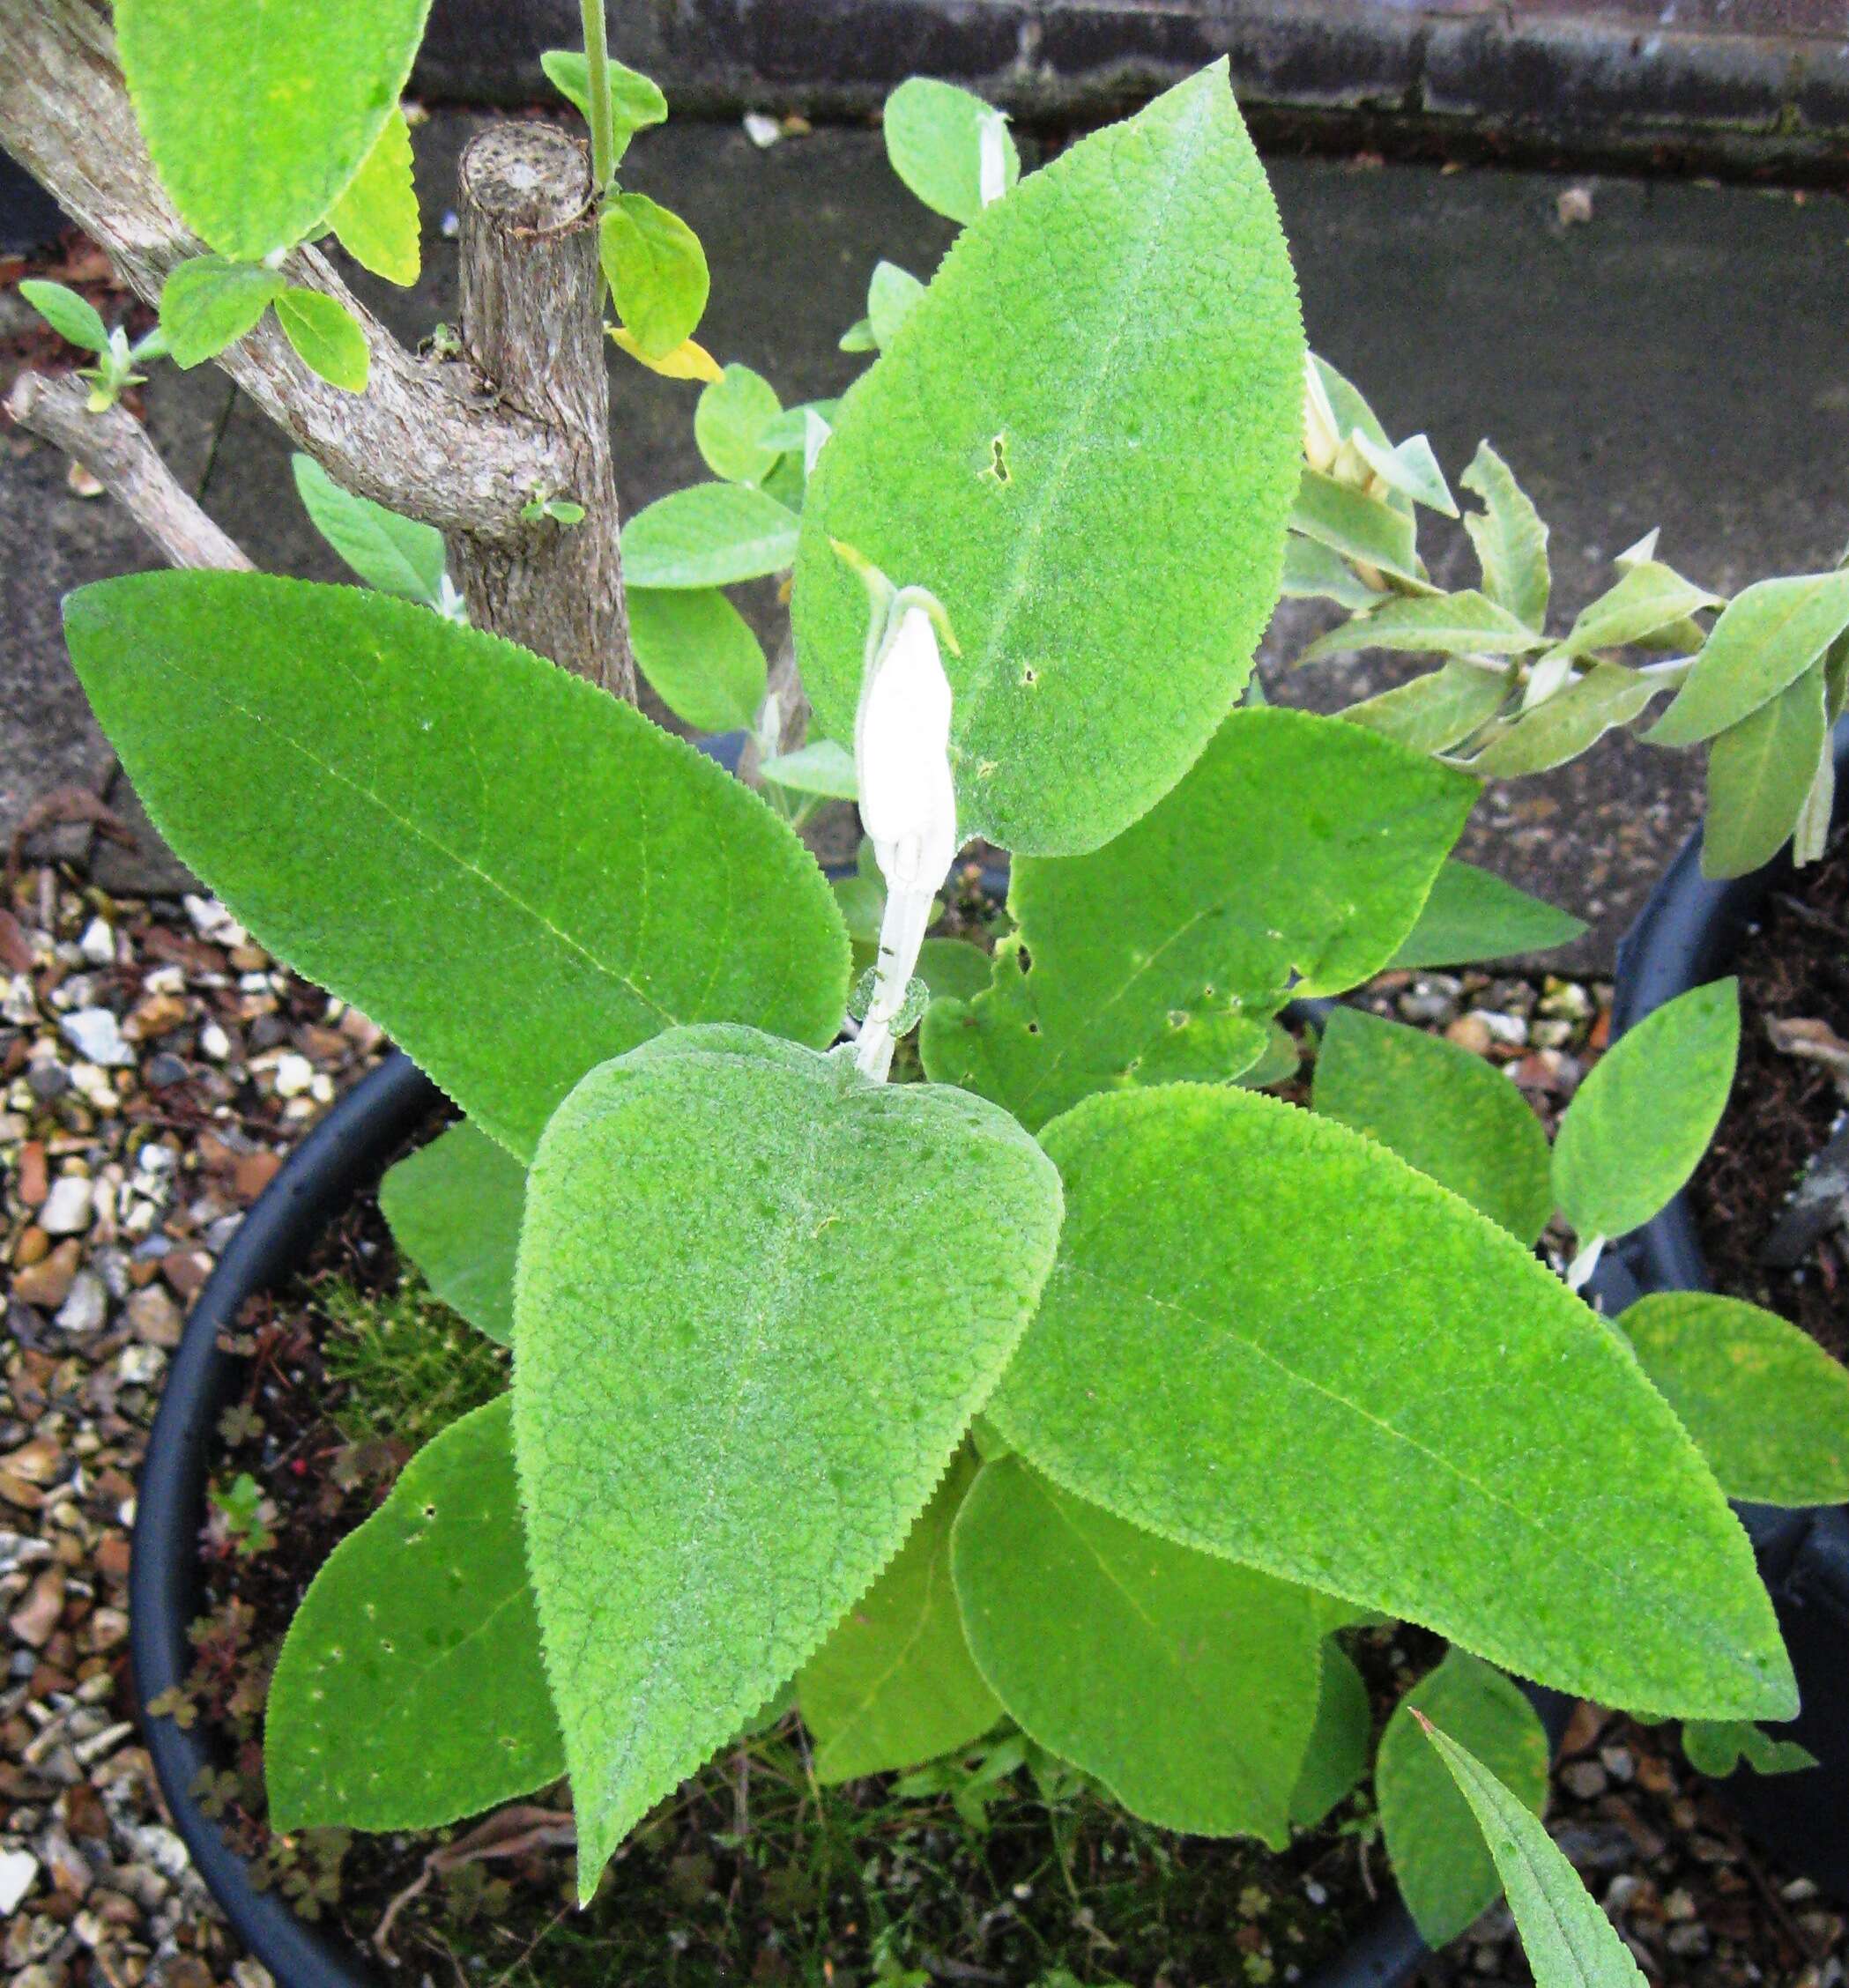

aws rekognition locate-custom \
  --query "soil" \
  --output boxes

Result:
[1690,827,1849,1360]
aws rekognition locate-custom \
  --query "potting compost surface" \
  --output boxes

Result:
[3,860,1845,1988]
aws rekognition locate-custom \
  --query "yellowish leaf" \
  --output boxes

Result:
[607,325,722,382]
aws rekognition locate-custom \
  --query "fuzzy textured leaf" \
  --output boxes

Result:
[1462,442,1550,631]
[117,0,433,260]
[514,1026,1063,1895]
[1341,662,1508,754]
[1303,592,1543,665]
[276,288,370,392]
[540,52,667,164]
[866,260,926,349]
[1290,471,1424,590]
[695,366,784,486]
[1282,535,1381,611]
[1556,561,1718,659]
[601,194,709,360]
[622,485,800,589]
[627,588,768,735]
[882,78,1021,224]
[952,1457,1320,1844]
[1552,979,1739,1241]
[291,455,446,605]
[1468,663,1660,778]
[1313,1007,1553,1242]
[324,108,420,286]
[266,1398,560,1830]
[1289,1640,1371,1827]
[1650,571,1849,747]
[920,709,1476,1131]
[63,574,850,1161]
[1387,862,1585,968]
[1378,1653,1548,1946]
[1616,1293,1849,1507]
[1701,664,1829,879]
[378,1124,523,1345]
[795,64,1305,856]
[159,258,284,368]
[988,1085,1793,1719]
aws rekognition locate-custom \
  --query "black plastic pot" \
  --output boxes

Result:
[1599,716,1849,1900]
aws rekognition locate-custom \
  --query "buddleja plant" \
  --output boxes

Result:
[9,4,1846,1981]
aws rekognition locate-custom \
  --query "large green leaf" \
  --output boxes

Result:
[117,0,433,261]
[621,485,800,589]
[63,574,849,1161]
[794,64,1304,856]
[1386,861,1586,968]
[1420,1724,1648,1987]
[988,1086,1793,1718]
[1461,443,1550,632]
[1649,571,1849,747]
[920,709,1475,1131]
[1377,1652,1548,1946]
[379,1124,524,1345]
[951,1456,1320,1844]
[514,1026,1063,1895]
[1617,1293,1849,1507]
[265,1398,561,1830]
[1551,979,1738,1242]
[1313,1006,1553,1243]
[798,1453,1001,1782]
[1288,1640,1372,1828]
[1701,664,1829,879]
[882,78,1021,225]
[324,108,420,286]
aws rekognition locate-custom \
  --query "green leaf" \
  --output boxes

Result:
[1616,1293,1849,1507]
[513,1024,1063,1895]
[795,64,1305,857]
[1461,441,1551,632]
[1387,861,1586,969]
[1555,561,1719,659]
[1313,1007,1552,1243]
[1291,470,1425,590]
[1701,664,1829,879]
[867,260,926,349]
[988,1085,1793,1719]
[761,740,858,799]
[378,1124,523,1345]
[1310,353,1392,450]
[1379,1654,1548,1947]
[63,573,850,1161]
[1303,591,1546,665]
[601,193,709,361]
[1649,571,1849,747]
[882,78,1021,225]
[539,51,667,164]
[798,1452,1001,1782]
[627,587,768,734]
[324,108,420,286]
[920,708,1476,1131]
[1282,534,1382,611]
[838,318,877,353]
[951,1456,1320,1844]
[622,485,800,589]
[19,280,109,355]
[1681,1719,1817,1779]
[1288,1640,1371,1828]
[275,288,370,392]
[917,938,991,1004]
[1468,663,1661,778]
[1352,432,1457,516]
[1341,661,1509,755]
[694,366,784,486]
[1552,979,1739,1242]
[159,257,285,368]
[1419,1722,1648,1987]
[117,0,433,261]
[290,454,446,605]
[265,1398,561,1830]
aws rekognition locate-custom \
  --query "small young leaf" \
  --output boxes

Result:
[760,740,859,799]
[1288,1640,1371,1828]
[1290,471,1424,590]
[1313,1006,1553,1243]
[116,0,433,260]
[621,485,800,588]
[514,1024,1062,1895]
[539,50,667,163]
[607,327,724,382]
[1352,432,1457,516]
[988,1084,1793,1719]
[798,1453,1001,1782]
[1649,571,1849,747]
[838,318,877,353]
[324,108,420,286]
[1552,978,1739,1242]
[1615,1293,1849,1506]
[627,588,768,735]
[378,1123,524,1345]
[1341,661,1509,754]
[694,365,784,486]
[1555,561,1719,658]
[19,280,109,355]
[1282,534,1382,611]
[1467,663,1660,778]
[1461,441,1551,632]
[882,78,1021,224]
[1387,861,1586,969]
[867,260,927,349]
[1700,664,1829,879]
[159,257,284,368]
[1379,1654,1549,1947]
[1418,1721,1648,1987]
[951,1456,1321,1845]
[265,1398,561,1831]
[601,194,709,361]
[275,288,370,393]
[291,454,446,605]
[1681,1719,1818,1779]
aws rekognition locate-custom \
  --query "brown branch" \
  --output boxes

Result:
[0,0,569,543]
[5,369,251,571]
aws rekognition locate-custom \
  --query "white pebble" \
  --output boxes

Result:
[743,111,783,148]
[39,1174,94,1235]
[273,1052,315,1097]
[199,1021,232,1061]
[78,917,115,966]
[60,1006,132,1066]
[0,1846,40,1914]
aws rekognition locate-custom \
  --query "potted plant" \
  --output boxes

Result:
[4,4,1847,1983]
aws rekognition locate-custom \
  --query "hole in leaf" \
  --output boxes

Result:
[986,433,1011,484]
